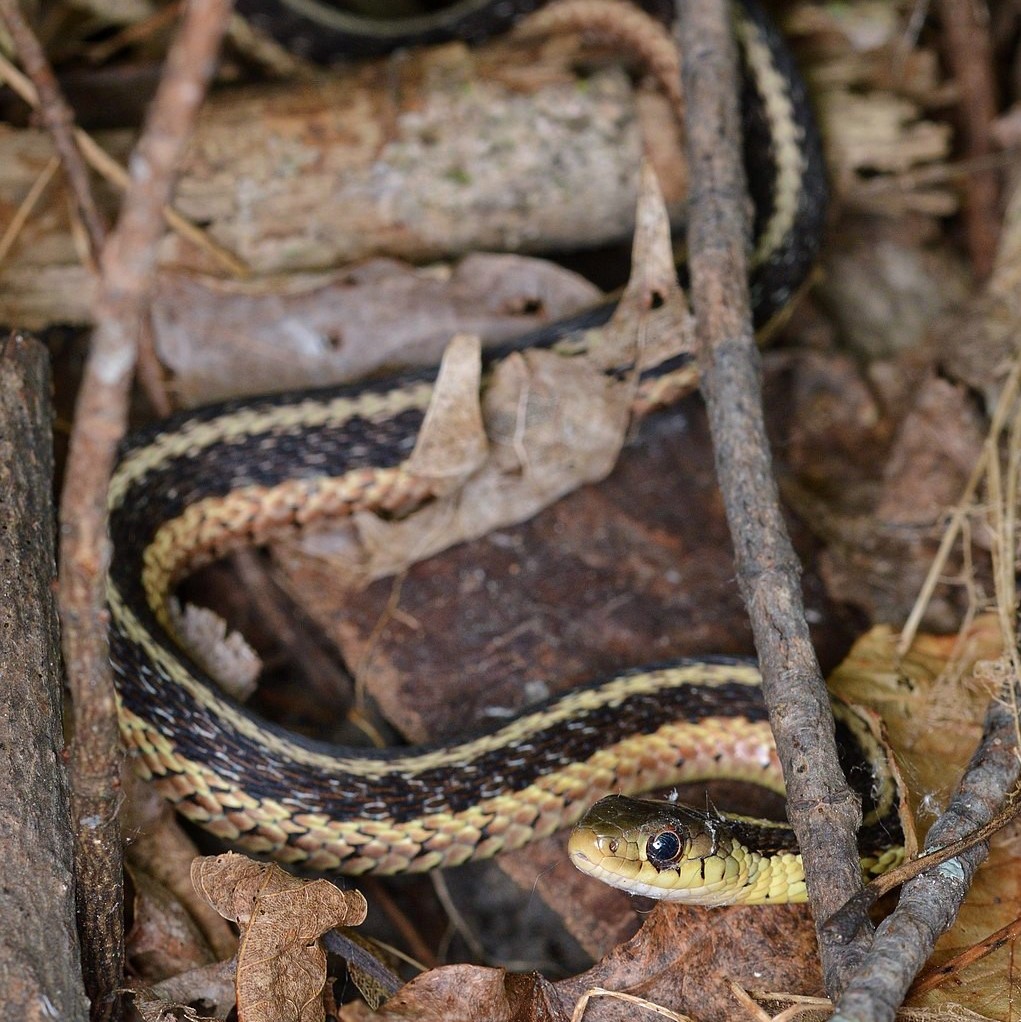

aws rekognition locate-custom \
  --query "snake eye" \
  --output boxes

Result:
[646,830,683,869]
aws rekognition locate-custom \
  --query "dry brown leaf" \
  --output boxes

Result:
[132,984,223,1022]
[152,255,602,406]
[775,345,978,632]
[821,91,953,179]
[613,161,688,328]
[933,173,1021,411]
[786,2,956,218]
[127,864,220,983]
[556,903,821,1021]
[168,599,262,702]
[404,333,488,490]
[149,959,239,1021]
[348,963,567,1022]
[828,617,1002,817]
[192,853,368,1022]
[874,377,985,528]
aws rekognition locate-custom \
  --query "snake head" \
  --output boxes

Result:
[568,794,750,905]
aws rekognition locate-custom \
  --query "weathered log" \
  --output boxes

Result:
[0,34,684,328]
[0,332,89,1022]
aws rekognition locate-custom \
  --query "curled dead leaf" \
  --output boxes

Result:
[405,332,488,490]
[191,853,367,1022]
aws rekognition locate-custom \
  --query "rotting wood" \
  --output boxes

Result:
[0,332,89,1022]
[0,35,686,328]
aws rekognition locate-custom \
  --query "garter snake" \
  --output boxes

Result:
[107,1,905,904]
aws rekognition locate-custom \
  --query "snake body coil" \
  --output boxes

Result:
[107,2,901,902]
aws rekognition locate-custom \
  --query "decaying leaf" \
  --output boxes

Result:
[404,332,488,491]
[345,964,567,1022]
[149,959,239,1021]
[192,853,368,1022]
[127,863,220,983]
[132,985,223,1022]
[168,599,262,702]
[288,160,693,588]
[152,255,603,406]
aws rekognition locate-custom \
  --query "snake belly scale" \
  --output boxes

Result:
[106,0,903,902]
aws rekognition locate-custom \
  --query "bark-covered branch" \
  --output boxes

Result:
[675,0,871,995]
[57,2,234,1018]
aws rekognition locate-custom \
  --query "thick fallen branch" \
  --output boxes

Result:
[0,333,89,1022]
[57,2,233,1018]
[675,0,869,995]
[0,27,685,327]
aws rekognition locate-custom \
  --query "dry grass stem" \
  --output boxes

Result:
[0,51,249,278]
[0,153,58,267]
[571,987,694,1022]
[898,352,1021,655]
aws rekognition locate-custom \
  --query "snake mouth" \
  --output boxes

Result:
[567,827,643,893]
[565,829,604,872]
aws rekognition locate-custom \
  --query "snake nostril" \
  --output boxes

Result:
[608,839,619,855]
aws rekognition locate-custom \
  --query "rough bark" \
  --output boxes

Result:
[0,332,89,1022]
[676,0,869,995]
[0,37,685,327]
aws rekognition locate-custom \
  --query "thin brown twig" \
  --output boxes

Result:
[136,312,174,416]
[82,0,184,64]
[675,0,869,996]
[909,913,1021,997]
[0,0,107,261]
[936,0,1000,278]
[57,2,233,1018]
[571,988,691,1022]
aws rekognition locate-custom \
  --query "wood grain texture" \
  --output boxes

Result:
[0,37,684,328]
[0,332,89,1022]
